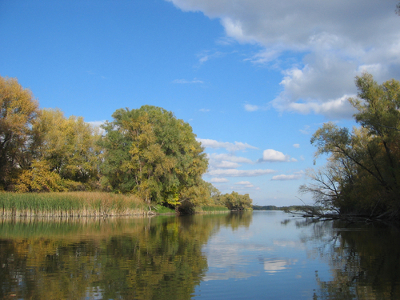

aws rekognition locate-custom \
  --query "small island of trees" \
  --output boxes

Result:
[0,76,252,216]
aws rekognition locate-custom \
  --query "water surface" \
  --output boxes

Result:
[0,211,399,299]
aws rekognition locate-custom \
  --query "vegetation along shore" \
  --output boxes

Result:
[300,73,400,223]
[0,76,252,216]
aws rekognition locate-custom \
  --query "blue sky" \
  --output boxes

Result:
[1,0,399,206]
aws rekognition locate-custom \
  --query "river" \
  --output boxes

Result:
[0,211,399,299]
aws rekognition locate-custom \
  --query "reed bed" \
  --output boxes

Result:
[0,192,149,217]
[196,205,230,213]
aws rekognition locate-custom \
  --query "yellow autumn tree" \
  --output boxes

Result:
[0,76,40,190]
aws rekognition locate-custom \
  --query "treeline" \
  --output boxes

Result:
[0,76,252,212]
[301,73,400,221]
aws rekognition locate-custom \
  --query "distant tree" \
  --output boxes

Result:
[0,76,39,190]
[221,191,253,211]
[99,105,208,208]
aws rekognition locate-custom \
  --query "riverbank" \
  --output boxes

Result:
[0,192,230,217]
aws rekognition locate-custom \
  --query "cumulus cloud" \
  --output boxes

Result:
[197,138,258,152]
[208,169,275,177]
[166,0,400,119]
[259,149,291,162]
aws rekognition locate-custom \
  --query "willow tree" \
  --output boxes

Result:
[302,73,400,218]
[99,105,208,207]
[0,76,39,190]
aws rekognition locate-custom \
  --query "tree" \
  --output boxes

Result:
[221,191,253,211]
[303,73,400,218]
[33,109,101,189]
[0,76,39,190]
[99,105,208,207]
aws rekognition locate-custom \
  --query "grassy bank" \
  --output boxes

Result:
[0,192,151,217]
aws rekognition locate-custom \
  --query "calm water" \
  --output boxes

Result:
[0,211,399,299]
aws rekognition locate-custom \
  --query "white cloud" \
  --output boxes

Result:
[208,153,253,164]
[259,149,290,162]
[293,144,300,148]
[166,0,400,119]
[234,181,254,188]
[208,168,275,177]
[199,108,210,112]
[235,181,251,185]
[210,177,229,183]
[215,161,240,169]
[244,104,259,112]
[197,138,258,152]
[271,172,303,181]
[299,125,311,135]
[87,120,105,127]
[173,78,204,84]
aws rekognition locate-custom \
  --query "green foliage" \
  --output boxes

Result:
[33,109,102,186]
[302,73,400,219]
[219,191,253,211]
[99,105,208,207]
[0,76,39,190]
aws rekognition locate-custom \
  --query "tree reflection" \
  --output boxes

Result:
[0,213,250,300]
[299,219,400,300]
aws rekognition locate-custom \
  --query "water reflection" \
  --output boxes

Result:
[2,212,399,299]
[296,218,400,300]
[0,213,252,300]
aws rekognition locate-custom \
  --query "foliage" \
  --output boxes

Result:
[33,108,102,187]
[0,76,39,190]
[301,73,400,219]
[99,105,208,207]
[13,160,66,192]
[220,191,253,211]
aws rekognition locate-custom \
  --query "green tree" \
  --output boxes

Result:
[34,109,101,187]
[221,191,253,211]
[0,76,40,190]
[99,105,208,208]
[303,73,400,218]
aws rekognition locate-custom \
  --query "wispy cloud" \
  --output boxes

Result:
[244,104,260,112]
[199,108,210,112]
[208,153,253,164]
[293,144,300,148]
[234,181,255,188]
[197,50,225,64]
[271,171,304,181]
[173,78,204,84]
[210,177,229,183]
[208,169,275,177]
[198,138,258,152]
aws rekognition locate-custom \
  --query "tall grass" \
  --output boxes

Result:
[0,192,149,217]
[196,205,230,213]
